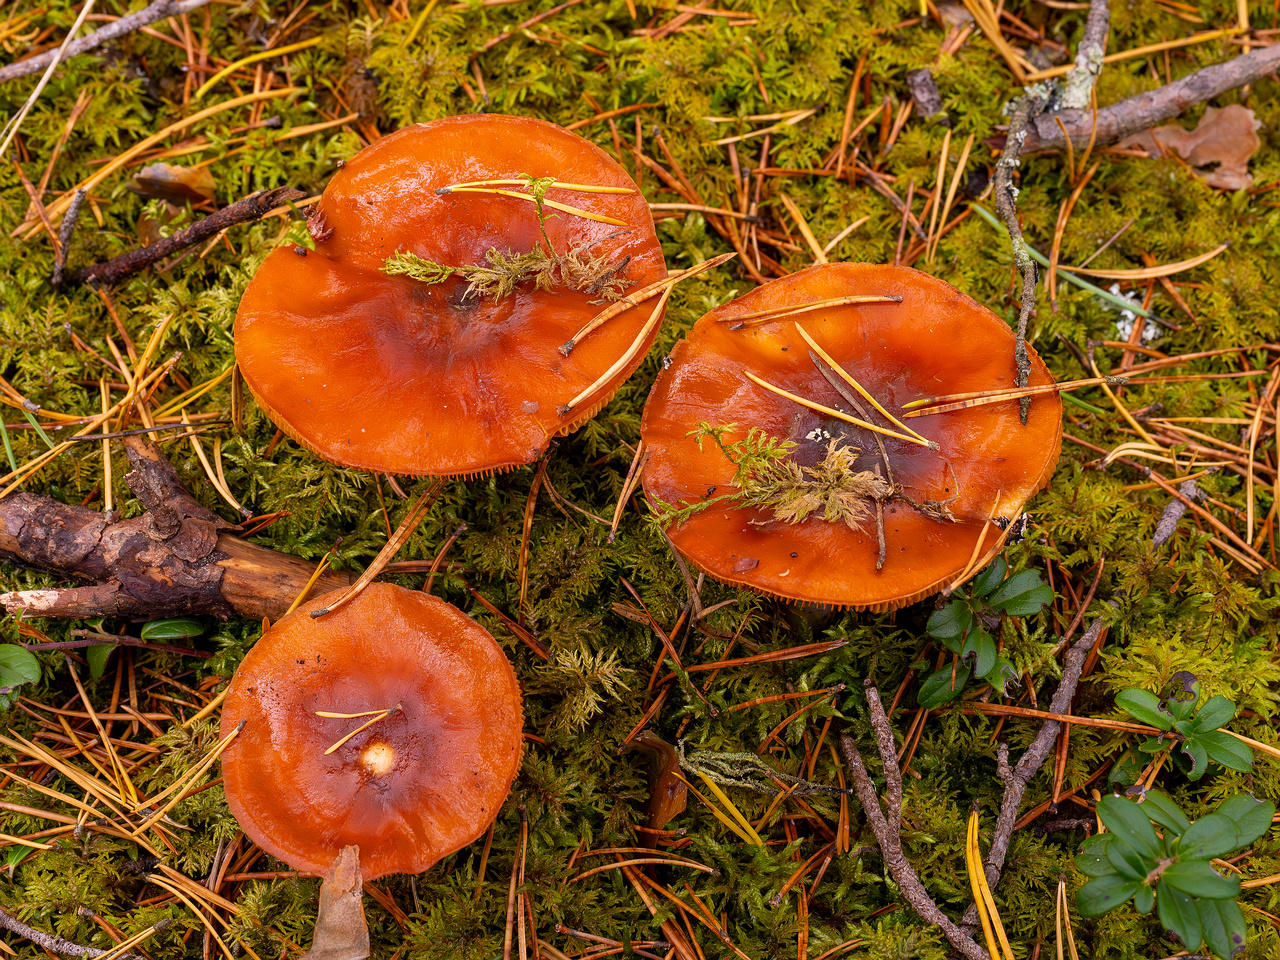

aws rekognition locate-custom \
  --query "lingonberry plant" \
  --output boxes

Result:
[1115,672,1254,780]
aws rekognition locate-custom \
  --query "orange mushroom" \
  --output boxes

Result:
[219,582,524,879]
[640,263,1062,611]
[234,114,668,477]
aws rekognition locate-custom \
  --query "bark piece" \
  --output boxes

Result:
[906,69,947,124]
[0,437,352,621]
[301,846,370,960]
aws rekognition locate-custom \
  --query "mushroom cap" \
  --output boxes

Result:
[234,114,667,477]
[640,263,1062,611]
[220,583,524,879]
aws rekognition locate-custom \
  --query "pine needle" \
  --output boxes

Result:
[743,371,936,449]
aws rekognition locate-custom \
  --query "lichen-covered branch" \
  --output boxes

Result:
[993,91,1048,424]
[0,905,147,960]
[1061,0,1110,110]
[1022,42,1280,153]
[0,0,215,84]
[841,683,991,960]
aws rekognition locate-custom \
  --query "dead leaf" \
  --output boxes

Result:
[625,730,687,847]
[129,162,216,203]
[1117,104,1261,191]
[300,845,370,960]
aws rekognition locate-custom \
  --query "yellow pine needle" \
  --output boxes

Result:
[560,283,674,415]
[902,376,1119,410]
[777,192,828,264]
[925,128,952,262]
[561,252,735,354]
[710,105,821,146]
[670,772,758,845]
[54,717,127,803]
[133,721,244,834]
[181,410,246,516]
[3,730,128,816]
[324,704,401,756]
[24,88,303,236]
[1055,880,1080,960]
[0,766,110,822]
[1089,354,1159,447]
[283,551,334,617]
[64,657,136,805]
[182,683,230,729]
[315,707,393,719]
[720,294,901,328]
[153,364,235,419]
[928,133,975,264]
[92,922,163,960]
[1026,28,1244,81]
[437,187,628,226]
[945,491,1003,595]
[440,178,634,195]
[193,36,324,100]
[743,371,937,450]
[146,876,249,960]
[793,323,931,446]
[692,771,765,846]
[967,808,1015,960]
[0,832,52,849]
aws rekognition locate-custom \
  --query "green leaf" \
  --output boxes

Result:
[1181,739,1210,780]
[961,628,995,679]
[1157,885,1202,952]
[1140,790,1191,835]
[968,557,1007,597]
[926,602,973,644]
[1166,673,1201,721]
[86,644,115,681]
[986,569,1052,616]
[1115,689,1172,730]
[1076,875,1139,917]
[1179,814,1243,861]
[917,663,971,709]
[1161,860,1240,899]
[986,657,1020,698]
[1134,885,1154,915]
[0,644,40,693]
[140,618,205,640]
[1098,794,1163,859]
[1075,838,1116,878]
[1215,795,1274,849]
[1105,840,1149,881]
[1198,730,1254,773]
[1197,897,1247,959]
[1188,695,1236,733]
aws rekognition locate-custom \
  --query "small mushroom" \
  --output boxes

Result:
[220,583,524,879]
[234,114,668,477]
[640,263,1062,610]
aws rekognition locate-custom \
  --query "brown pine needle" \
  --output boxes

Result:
[438,178,634,195]
[559,284,674,416]
[944,492,1002,595]
[323,704,401,755]
[571,858,716,882]
[723,294,901,329]
[743,371,937,449]
[1056,242,1229,279]
[924,128,952,263]
[561,252,735,354]
[793,323,930,444]
[902,376,1126,417]
[928,133,974,264]
[436,187,628,226]
[133,721,244,835]
[283,552,334,618]
[310,482,444,618]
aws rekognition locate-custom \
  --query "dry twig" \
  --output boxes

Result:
[0,905,149,960]
[1061,0,1111,110]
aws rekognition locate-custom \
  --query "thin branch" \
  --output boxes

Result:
[0,905,147,960]
[67,185,303,287]
[993,90,1048,424]
[1061,0,1111,110]
[50,188,86,288]
[0,0,215,84]
[1022,42,1280,153]
[959,609,1114,933]
[840,683,991,960]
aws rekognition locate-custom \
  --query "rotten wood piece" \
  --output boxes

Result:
[0,435,352,621]
[1022,41,1280,153]
[65,186,305,288]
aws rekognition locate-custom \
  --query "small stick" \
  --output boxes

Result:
[722,294,901,329]
[50,189,87,288]
[68,186,304,287]
[560,252,735,354]
[744,371,936,450]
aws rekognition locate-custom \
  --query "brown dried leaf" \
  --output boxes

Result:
[129,162,216,203]
[1117,104,1261,191]
[625,730,687,846]
[300,845,370,960]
